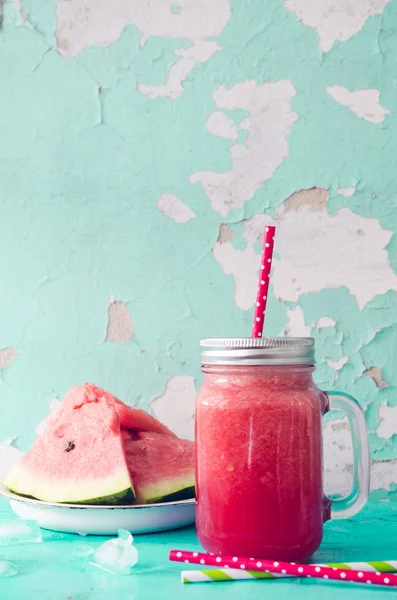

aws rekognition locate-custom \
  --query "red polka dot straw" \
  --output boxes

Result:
[169,550,397,588]
[252,225,276,338]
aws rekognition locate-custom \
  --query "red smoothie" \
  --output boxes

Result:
[196,364,329,561]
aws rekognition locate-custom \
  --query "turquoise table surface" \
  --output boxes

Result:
[1,499,397,599]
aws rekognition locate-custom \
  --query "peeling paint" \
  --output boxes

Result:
[56,0,231,56]
[56,0,230,99]
[206,110,238,140]
[336,187,356,198]
[156,193,196,224]
[212,241,259,311]
[243,214,272,245]
[371,459,397,492]
[364,366,389,389]
[151,375,196,440]
[284,306,311,337]
[326,356,348,372]
[217,223,235,245]
[271,193,397,309]
[323,418,352,497]
[106,298,133,344]
[326,86,391,124]
[316,317,336,328]
[0,347,18,371]
[377,406,397,439]
[138,41,221,100]
[191,79,298,216]
[284,0,392,52]
[315,418,397,495]
[283,187,328,213]
[216,189,397,310]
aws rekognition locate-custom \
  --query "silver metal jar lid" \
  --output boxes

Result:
[200,337,315,366]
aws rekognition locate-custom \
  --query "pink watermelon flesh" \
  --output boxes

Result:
[64,383,177,438]
[3,398,135,504]
[124,432,195,504]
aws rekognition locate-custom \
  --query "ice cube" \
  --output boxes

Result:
[0,561,18,578]
[0,520,42,546]
[117,529,133,547]
[90,529,138,575]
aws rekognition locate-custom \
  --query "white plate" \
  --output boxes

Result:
[0,484,195,536]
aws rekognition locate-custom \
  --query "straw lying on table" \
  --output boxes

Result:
[170,550,397,588]
[181,560,397,583]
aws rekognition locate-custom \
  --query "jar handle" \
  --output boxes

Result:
[324,391,370,520]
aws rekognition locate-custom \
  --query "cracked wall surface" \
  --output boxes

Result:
[1,0,397,498]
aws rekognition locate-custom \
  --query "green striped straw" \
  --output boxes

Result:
[182,560,397,583]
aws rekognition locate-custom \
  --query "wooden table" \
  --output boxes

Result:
[1,499,396,599]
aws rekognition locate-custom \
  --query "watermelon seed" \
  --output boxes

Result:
[65,442,75,452]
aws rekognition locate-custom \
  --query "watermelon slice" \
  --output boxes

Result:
[64,383,177,438]
[124,432,195,504]
[3,383,195,505]
[3,398,135,504]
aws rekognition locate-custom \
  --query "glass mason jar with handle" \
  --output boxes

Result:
[195,337,370,561]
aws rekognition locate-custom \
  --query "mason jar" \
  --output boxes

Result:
[195,337,370,560]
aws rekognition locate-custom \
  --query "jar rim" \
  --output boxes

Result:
[200,337,315,366]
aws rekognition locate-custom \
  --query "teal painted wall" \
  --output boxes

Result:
[1,0,397,496]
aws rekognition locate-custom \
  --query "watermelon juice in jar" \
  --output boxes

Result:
[195,337,370,561]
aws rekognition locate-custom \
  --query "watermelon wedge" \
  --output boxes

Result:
[3,398,135,504]
[124,432,195,504]
[3,383,195,505]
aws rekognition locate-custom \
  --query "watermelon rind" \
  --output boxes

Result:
[3,463,135,505]
[136,473,195,505]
